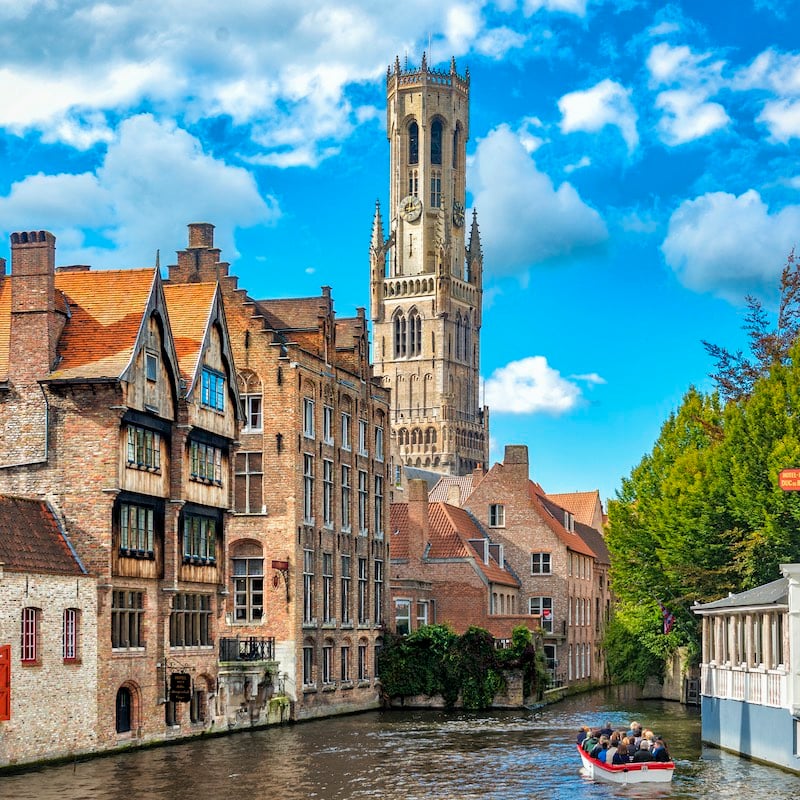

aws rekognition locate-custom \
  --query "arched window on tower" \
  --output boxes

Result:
[455,313,463,360]
[431,119,443,165]
[464,311,471,364]
[408,309,422,357]
[393,312,407,358]
[453,126,459,169]
[409,121,419,165]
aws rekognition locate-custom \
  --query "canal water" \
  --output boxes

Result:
[2,688,797,799]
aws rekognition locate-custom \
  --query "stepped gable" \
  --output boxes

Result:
[49,268,157,380]
[162,282,218,382]
[529,481,596,557]
[0,495,85,575]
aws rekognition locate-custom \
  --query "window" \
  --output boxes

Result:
[375,426,384,462]
[374,476,384,537]
[489,504,505,527]
[543,644,557,676]
[358,470,369,534]
[358,557,368,624]
[340,645,351,681]
[430,171,442,208]
[531,552,552,575]
[394,314,407,358]
[189,441,223,484]
[374,560,383,625]
[452,127,459,168]
[430,119,443,165]
[341,465,351,531]
[303,453,315,524]
[63,608,80,662]
[0,645,9,721]
[323,459,334,528]
[234,452,263,514]
[303,549,315,624]
[416,601,429,628]
[112,590,144,649]
[170,594,211,647]
[408,311,422,356]
[303,397,315,438]
[242,393,263,432]
[303,643,314,686]
[408,168,419,197]
[339,554,353,626]
[408,120,419,164]
[323,553,334,623]
[323,405,334,444]
[358,419,368,456]
[183,514,217,563]
[120,503,155,556]
[530,596,553,633]
[358,641,369,680]
[322,643,334,684]
[145,352,158,382]
[395,599,411,636]
[201,368,225,411]
[21,607,40,664]
[126,425,161,471]
[341,413,351,451]
[116,686,133,734]
[232,557,264,622]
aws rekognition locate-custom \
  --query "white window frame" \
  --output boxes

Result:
[530,596,553,633]
[395,599,412,636]
[303,398,315,439]
[375,426,384,462]
[242,394,263,432]
[323,405,334,445]
[489,504,505,528]
[358,419,368,456]
[341,412,351,451]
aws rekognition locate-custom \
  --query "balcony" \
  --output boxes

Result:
[219,636,275,663]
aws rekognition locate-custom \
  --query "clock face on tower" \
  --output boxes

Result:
[400,195,423,222]
[452,200,465,228]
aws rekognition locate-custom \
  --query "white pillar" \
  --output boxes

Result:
[780,563,800,715]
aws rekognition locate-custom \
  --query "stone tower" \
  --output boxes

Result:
[370,55,489,476]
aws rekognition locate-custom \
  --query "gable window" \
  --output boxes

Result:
[303,454,315,524]
[358,419,368,456]
[242,394,263,432]
[408,120,419,165]
[126,425,161,471]
[21,607,40,664]
[303,398,315,438]
[120,502,155,557]
[489,504,505,528]
[530,596,553,633]
[201,368,225,411]
[531,552,552,575]
[232,557,264,623]
[145,352,158,382]
[183,514,217,563]
[234,452,263,514]
[341,413,351,451]
[190,441,223,484]
[170,594,211,647]
[375,426,384,462]
[112,590,144,649]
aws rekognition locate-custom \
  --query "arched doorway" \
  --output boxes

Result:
[116,686,132,733]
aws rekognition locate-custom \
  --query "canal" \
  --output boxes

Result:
[1,688,797,799]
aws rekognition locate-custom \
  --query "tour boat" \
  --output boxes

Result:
[577,745,675,784]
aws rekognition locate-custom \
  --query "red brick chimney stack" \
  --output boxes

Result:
[406,478,430,561]
[168,222,229,283]
[503,444,529,482]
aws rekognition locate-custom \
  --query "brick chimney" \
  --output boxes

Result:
[9,230,61,381]
[406,479,430,561]
[168,222,230,284]
[503,444,529,482]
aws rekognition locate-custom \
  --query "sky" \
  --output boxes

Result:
[1,0,799,505]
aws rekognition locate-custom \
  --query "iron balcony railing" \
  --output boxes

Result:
[219,636,275,662]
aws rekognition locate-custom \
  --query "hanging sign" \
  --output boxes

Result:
[170,672,192,703]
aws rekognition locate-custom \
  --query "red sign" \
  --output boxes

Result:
[779,469,800,490]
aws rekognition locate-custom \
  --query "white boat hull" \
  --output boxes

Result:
[578,745,674,784]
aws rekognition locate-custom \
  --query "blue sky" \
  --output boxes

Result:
[1,1,799,504]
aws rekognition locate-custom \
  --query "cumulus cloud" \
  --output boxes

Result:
[523,0,588,15]
[654,89,729,144]
[661,189,800,301]
[734,49,800,95]
[758,99,800,142]
[0,115,278,268]
[558,79,639,152]
[646,42,725,89]
[484,356,601,414]
[564,155,591,173]
[469,124,607,276]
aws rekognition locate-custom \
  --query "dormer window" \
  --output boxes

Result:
[201,368,225,412]
[564,511,574,532]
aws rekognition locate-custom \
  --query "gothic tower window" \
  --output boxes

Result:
[408,169,419,198]
[430,171,442,208]
[431,119,443,165]
[393,313,407,358]
[452,126,459,169]
[409,121,419,165]
[408,309,422,356]
[455,313,462,360]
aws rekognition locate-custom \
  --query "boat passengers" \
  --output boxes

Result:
[581,722,671,764]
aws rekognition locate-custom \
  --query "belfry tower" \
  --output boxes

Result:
[370,55,489,475]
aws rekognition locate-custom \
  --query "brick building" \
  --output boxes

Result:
[0,496,97,768]
[166,223,391,720]
[389,479,530,640]
[0,229,240,748]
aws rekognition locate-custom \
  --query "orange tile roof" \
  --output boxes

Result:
[49,269,157,380]
[0,495,85,575]
[0,278,10,382]
[389,504,411,559]
[547,490,602,528]
[163,283,217,382]
[528,481,596,557]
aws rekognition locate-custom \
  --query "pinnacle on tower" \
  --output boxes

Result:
[468,208,482,260]
[370,200,384,254]
[421,51,427,71]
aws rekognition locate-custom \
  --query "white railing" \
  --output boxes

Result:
[700,664,787,708]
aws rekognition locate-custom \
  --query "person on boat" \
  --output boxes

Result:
[589,736,608,759]
[596,739,612,763]
[599,721,614,737]
[612,737,631,765]
[605,731,621,763]
[576,726,590,745]
[582,730,599,753]
[625,736,638,759]
[632,740,654,763]
[651,738,671,762]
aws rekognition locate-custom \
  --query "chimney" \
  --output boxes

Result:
[446,484,462,506]
[188,222,215,249]
[503,444,529,481]
[168,222,230,284]
[9,230,60,380]
[406,479,430,561]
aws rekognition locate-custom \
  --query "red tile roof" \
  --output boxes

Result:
[547,490,602,528]
[163,283,218,382]
[529,482,596,557]
[0,495,85,575]
[50,269,157,380]
[389,504,411,559]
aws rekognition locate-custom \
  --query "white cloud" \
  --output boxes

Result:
[654,89,729,144]
[469,124,607,275]
[564,155,591,173]
[646,42,725,89]
[558,79,639,152]
[0,115,279,268]
[484,356,594,414]
[523,0,588,15]
[662,189,800,301]
[735,49,800,95]
[570,372,606,385]
[648,21,681,37]
[758,98,800,142]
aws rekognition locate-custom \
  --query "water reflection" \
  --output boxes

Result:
[1,688,797,799]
